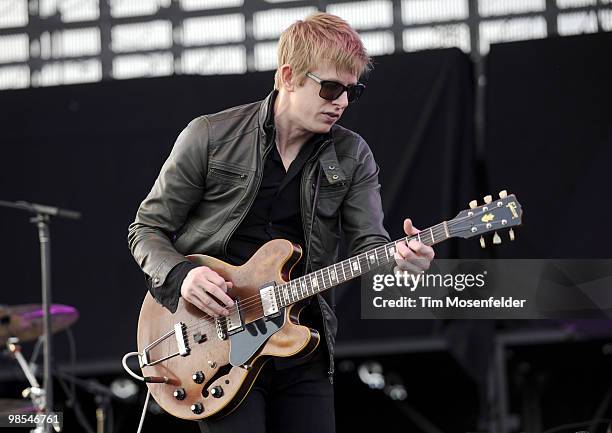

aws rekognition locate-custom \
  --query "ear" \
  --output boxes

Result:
[278,64,295,92]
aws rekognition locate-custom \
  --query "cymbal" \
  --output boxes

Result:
[0,398,37,415]
[0,304,79,344]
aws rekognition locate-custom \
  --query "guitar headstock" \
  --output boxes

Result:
[448,190,523,247]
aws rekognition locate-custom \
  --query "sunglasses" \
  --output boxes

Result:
[306,72,365,104]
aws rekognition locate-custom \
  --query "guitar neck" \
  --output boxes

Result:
[274,221,451,308]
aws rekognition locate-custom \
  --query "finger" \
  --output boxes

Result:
[396,251,431,272]
[403,218,420,236]
[200,290,231,316]
[185,290,219,318]
[203,281,235,308]
[395,244,415,261]
[394,258,424,274]
[408,240,435,261]
[204,271,230,292]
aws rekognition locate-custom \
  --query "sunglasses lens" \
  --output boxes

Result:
[320,82,344,101]
[347,84,365,103]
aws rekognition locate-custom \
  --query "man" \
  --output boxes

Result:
[128,12,434,433]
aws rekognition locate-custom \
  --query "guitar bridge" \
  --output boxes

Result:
[139,321,191,367]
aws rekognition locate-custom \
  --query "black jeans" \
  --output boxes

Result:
[198,352,335,433]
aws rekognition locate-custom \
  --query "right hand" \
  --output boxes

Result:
[180,266,234,317]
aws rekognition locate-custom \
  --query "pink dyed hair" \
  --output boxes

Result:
[274,12,371,89]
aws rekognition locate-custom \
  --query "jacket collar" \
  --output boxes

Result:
[258,90,332,149]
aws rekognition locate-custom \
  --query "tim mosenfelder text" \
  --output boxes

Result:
[370,271,527,310]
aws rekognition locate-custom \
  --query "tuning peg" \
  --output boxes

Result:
[483,195,492,204]
[469,200,478,209]
[499,190,508,198]
[493,232,501,244]
[509,228,515,241]
[480,236,486,248]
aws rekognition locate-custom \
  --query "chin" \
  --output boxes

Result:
[314,123,333,134]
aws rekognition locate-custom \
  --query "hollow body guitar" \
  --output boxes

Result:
[136,192,523,420]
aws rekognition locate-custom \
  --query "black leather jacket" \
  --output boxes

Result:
[128,91,391,378]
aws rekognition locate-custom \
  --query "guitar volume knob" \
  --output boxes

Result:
[191,402,204,414]
[192,371,205,384]
[173,388,186,400]
[211,386,224,398]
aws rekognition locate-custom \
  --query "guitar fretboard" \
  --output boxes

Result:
[274,221,450,308]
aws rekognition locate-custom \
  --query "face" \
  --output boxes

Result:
[287,63,358,134]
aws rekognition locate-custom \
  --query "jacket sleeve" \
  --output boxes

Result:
[127,116,209,311]
[341,136,395,274]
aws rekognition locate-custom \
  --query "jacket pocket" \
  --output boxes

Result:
[208,163,248,185]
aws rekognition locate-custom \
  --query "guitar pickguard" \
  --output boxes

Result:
[228,310,285,367]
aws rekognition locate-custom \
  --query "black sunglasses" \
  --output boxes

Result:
[306,72,365,103]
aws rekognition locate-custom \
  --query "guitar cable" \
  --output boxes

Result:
[122,351,151,433]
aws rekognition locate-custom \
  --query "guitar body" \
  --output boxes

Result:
[137,239,320,420]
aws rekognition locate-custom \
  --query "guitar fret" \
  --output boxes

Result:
[278,220,460,306]
[386,243,396,260]
[291,281,298,302]
[310,273,318,294]
[360,253,369,272]
[367,250,378,268]
[296,279,302,299]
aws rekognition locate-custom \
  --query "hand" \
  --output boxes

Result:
[180,266,234,317]
[393,218,435,274]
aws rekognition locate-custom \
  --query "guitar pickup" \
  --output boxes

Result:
[259,283,279,317]
[226,298,243,335]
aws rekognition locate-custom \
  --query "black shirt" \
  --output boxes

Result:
[226,137,322,275]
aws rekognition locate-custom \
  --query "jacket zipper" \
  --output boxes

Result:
[300,139,336,383]
[209,167,247,180]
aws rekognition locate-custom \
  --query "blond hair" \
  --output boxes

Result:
[274,12,371,90]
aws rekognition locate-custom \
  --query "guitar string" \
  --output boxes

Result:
[181,225,452,335]
[177,211,512,337]
[153,217,513,356]
[184,211,500,324]
[180,212,511,335]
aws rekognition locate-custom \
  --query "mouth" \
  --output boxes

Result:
[321,112,340,123]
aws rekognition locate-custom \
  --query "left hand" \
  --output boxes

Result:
[393,218,435,274]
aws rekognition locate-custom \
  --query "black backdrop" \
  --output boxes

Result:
[486,32,612,259]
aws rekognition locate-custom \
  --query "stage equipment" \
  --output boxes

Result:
[0,200,81,432]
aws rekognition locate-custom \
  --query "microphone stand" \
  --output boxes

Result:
[53,370,116,433]
[0,200,81,433]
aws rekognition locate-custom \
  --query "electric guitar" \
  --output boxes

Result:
[136,191,523,419]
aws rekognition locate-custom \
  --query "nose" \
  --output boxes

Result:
[333,90,349,109]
